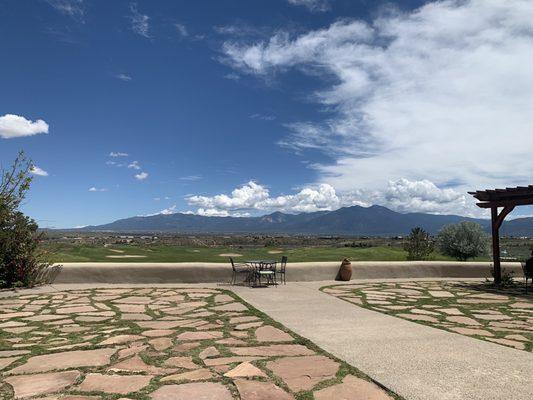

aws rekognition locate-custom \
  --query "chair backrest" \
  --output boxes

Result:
[524,258,533,277]
[280,256,288,272]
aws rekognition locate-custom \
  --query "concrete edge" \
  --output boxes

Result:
[50,261,524,284]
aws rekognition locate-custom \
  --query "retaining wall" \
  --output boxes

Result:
[52,261,523,284]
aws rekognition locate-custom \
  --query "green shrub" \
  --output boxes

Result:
[0,151,57,288]
[437,221,488,261]
[488,266,515,287]
[403,227,434,260]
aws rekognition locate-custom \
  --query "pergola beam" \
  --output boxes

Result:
[476,198,533,208]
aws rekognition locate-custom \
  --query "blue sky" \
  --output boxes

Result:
[1,0,532,228]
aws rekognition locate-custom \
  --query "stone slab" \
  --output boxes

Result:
[4,371,80,399]
[8,348,116,374]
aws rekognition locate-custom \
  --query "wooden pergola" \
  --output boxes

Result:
[469,185,533,284]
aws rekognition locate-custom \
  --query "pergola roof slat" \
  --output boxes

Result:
[468,185,533,203]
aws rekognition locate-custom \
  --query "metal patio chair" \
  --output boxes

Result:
[256,261,277,286]
[276,256,288,285]
[230,257,250,285]
[522,258,533,293]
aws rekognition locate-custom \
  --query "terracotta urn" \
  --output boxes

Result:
[337,258,352,281]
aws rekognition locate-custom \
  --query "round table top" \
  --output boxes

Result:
[246,260,276,264]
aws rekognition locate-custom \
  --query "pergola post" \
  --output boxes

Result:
[489,205,514,285]
[490,207,501,285]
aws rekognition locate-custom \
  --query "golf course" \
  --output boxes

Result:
[41,242,495,263]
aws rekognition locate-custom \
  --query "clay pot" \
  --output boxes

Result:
[336,258,352,281]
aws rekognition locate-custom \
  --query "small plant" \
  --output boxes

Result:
[437,221,488,261]
[487,265,515,287]
[403,227,434,260]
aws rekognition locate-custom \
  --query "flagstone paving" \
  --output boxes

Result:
[0,288,396,399]
[322,280,533,351]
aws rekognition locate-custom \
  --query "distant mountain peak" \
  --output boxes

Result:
[72,204,532,236]
[260,211,288,223]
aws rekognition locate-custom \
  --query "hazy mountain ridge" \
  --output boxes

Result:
[75,205,533,236]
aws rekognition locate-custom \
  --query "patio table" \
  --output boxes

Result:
[246,260,277,287]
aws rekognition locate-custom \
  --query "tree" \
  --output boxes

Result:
[0,151,54,287]
[403,227,434,260]
[437,221,488,261]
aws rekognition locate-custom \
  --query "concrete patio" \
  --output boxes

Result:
[1,278,532,400]
[231,281,533,400]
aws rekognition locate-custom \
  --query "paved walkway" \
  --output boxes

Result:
[231,281,533,400]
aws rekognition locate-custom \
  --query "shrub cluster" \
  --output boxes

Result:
[404,227,434,260]
[0,151,56,288]
[437,221,488,261]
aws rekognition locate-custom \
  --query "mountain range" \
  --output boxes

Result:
[76,205,533,236]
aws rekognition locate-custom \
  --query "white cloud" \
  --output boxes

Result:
[144,204,177,216]
[196,208,230,217]
[128,161,141,170]
[0,114,49,139]
[250,113,276,121]
[224,73,241,81]
[381,179,467,214]
[259,184,341,213]
[88,187,107,192]
[114,73,132,81]
[188,181,269,210]
[179,175,202,182]
[109,152,128,157]
[159,205,176,215]
[187,181,340,215]
[135,172,149,180]
[215,25,266,37]
[46,0,85,21]
[186,178,485,217]
[341,179,482,217]
[175,23,188,37]
[129,3,150,38]
[222,0,533,204]
[30,166,48,177]
[287,0,332,12]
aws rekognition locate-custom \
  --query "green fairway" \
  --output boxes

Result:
[41,243,489,263]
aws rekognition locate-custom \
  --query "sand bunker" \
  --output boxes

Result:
[107,249,125,253]
[268,250,283,254]
[106,255,147,259]
[219,253,243,257]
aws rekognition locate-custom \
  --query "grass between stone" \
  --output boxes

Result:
[0,286,403,400]
[321,280,532,352]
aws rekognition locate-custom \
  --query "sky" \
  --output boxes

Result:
[1,0,532,228]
